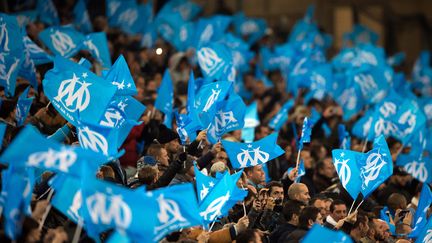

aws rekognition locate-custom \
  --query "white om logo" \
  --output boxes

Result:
[236,145,270,167]
[54,73,91,112]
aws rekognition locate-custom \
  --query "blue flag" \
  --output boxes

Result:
[15,87,34,126]
[379,206,396,235]
[298,117,313,150]
[107,0,146,34]
[13,10,38,27]
[0,126,106,176]
[222,133,284,169]
[39,26,85,58]
[415,217,432,243]
[83,33,112,69]
[387,52,405,67]
[193,15,231,48]
[359,135,393,198]
[199,171,247,224]
[269,100,295,131]
[302,224,353,243]
[175,110,202,145]
[157,0,202,21]
[104,55,136,95]
[73,0,93,33]
[194,164,220,203]
[0,123,6,148]
[343,24,378,46]
[23,36,53,65]
[155,69,174,116]
[338,124,351,150]
[43,56,117,126]
[50,174,84,224]
[36,0,59,26]
[332,149,362,200]
[396,154,432,184]
[287,159,306,183]
[410,184,432,238]
[107,230,131,243]
[241,102,260,143]
[197,43,233,81]
[194,81,232,126]
[0,14,24,97]
[18,46,38,90]
[232,12,267,45]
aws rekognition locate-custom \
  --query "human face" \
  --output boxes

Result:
[315,213,324,225]
[296,184,311,204]
[313,199,327,218]
[324,200,332,216]
[158,148,170,166]
[166,139,180,154]
[301,150,313,169]
[215,151,228,164]
[373,219,389,241]
[331,204,347,222]
[320,158,336,178]
[270,186,284,203]
[248,165,265,185]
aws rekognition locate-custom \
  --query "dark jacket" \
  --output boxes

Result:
[270,223,297,243]
[279,227,308,243]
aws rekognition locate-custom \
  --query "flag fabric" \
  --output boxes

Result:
[193,15,231,48]
[15,87,34,126]
[332,149,362,200]
[396,154,432,184]
[343,24,378,46]
[155,69,174,116]
[387,52,405,67]
[302,224,353,243]
[269,100,294,131]
[38,26,85,58]
[222,133,284,169]
[77,121,122,159]
[18,45,38,90]
[298,117,313,150]
[415,217,432,243]
[0,123,6,148]
[13,10,38,27]
[287,159,306,183]
[0,14,24,97]
[0,126,106,177]
[379,206,396,235]
[174,110,202,145]
[83,33,112,69]
[107,230,131,243]
[104,55,136,95]
[241,102,260,143]
[198,171,247,224]
[36,0,59,26]
[50,174,84,223]
[232,12,267,45]
[73,0,93,33]
[194,164,220,203]
[43,56,117,126]
[197,43,233,81]
[338,124,351,150]
[23,36,53,65]
[410,184,432,237]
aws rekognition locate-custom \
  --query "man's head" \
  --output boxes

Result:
[147,144,170,166]
[235,229,262,243]
[370,218,390,241]
[138,165,159,185]
[282,200,304,225]
[213,151,229,165]
[298,206,323,229]
[329,199,347,222]
[300,149,314,169]
[316,157,336,179]
[266,181,284,205]
[351,212,369,238]
[288,183,311,205]
[387,193,407,212]
[254,125,271,140]
[311,196,328,219]
[245,165,265,186]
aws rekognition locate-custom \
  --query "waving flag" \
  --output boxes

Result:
[194,164,220,203]
[158,0,202,21]
[104,55,136,95]
[269,100,295,131]
[0,126,106,176]
[83,33,112,69]
[207,93,246,144]
[108,0,147,34]
[39,26,85,58]
[359,135,393,198]
[195,81,232,126]
[106,230,131,243]
[0,123,6,148]
[109,96,146,122]
[199,171,247,224]
[43,56,117,126]
[36,0,59,26]
[298,117,313,150]
[50,175,84,223]
[338,124,351,149]
[415,217,432,243]
[410,185,432,237]
[396,154,431,184]
[387,52,405,67]
[242,102,260,143]
[232,12,267,45]
[73,0,93,33]
[222,133,284,169]
[303,224,353,243]
[193,15,231,48]
[77,121,122,159]
[197,43,233,81]
[155,69,174,117]
[15,87,34,126]
[0,14,24,97]
[343,24,378,46]
[13,10,38,27]
[287,159,306,183]
[174,110,202,145]
[18,46,38,89]
[332,149,362,199]
[23,36,53,65]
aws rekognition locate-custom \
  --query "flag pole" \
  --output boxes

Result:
[347,195,359,216]
[354,199,364,212]
[294,149,301,176]
[72,219,83,243]
[198,123,212,149]
[361,139,368,153]
[38,189,54,230]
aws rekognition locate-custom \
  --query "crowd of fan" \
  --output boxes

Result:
[0,1,430,243]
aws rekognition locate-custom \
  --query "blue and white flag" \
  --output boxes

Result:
[36,0,59,26]
[387,52,405,67]
[194,164,220,203]
[104,55,136,95]
[232,12,267,45]
[50,174,84,223]
[343,24,378,46]
[193,15,231,48]
[241,102,260,143]
[158,0,202,21]
[287,159,306,183]
[77,121,122,159]
[298,117,313,150]
[18,46,38,89]
[174,110,202,145]
[73,0,93,33]
[415,217,432,243]
[107,0,145,34]
[23,36,53,65]
[396,154,432,184]
[146,183,203,242]
[0,123,6,148]
[222,133,284,169]
[43,56,117,126]
[359,135,393,198]
[269,100,295,131]
[13,10,38,27]
[108,96,146,123]
[332,149,362,200]
[197,43,233,81]
[155,69,173,117]
[207,93,246,144]
[0,126,106,176]
[302,224,353,243]
[410,184,432,238]
[194,81,232,126]
[338,124,351,150]
[0,14,24,97]
[39,26,85,58]
[199,171,247,224]
[15,87,34,126]
[83,33,112,69]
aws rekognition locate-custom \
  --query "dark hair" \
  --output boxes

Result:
[353,211,368,229]
[266,181,283,194]
[282,200,303,221]
[138,166,158,185]
[310,195,327,205]
[330,199,346,213]
[298,206,321,228]
[235,229,259,243]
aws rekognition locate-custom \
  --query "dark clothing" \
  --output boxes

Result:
[279,227,308,243]
[270,223,297,243]
[376,182,412,206]
[313,173,335,193]
[260,209,284,232]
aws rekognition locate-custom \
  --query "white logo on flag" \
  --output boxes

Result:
[423,229,432,243]
[179,26,188,42]
[237,144,270,167]
[197,47,223,76]
[154,194,186,232]
[424,104,432,120]
[200,184,210,201]
[27,148,77,172]
[78,126,109,155]
[340,88,357,110]
[379,102,396,117]
[68,190,82,222]
[200,191,230,221]
[108,1,121,16]
[50,30,76,56]
[100,108,123,128]
[118,9,137,27]
[86,192,132,228]
[398,110,417,134]
[241,21,258,35]
[374,118,398,136]
[404,161,428,182]
[200,25,214,44]
[84,39,100,59]
[358,50,378,66]
[54,73,91,112]
[334,158,351,187]
[0,22,9,52]
[361,151,387,188]
[354,74,377,96]
[214,111,237,132]
[0,56,20,86]
[203,88,221,112]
